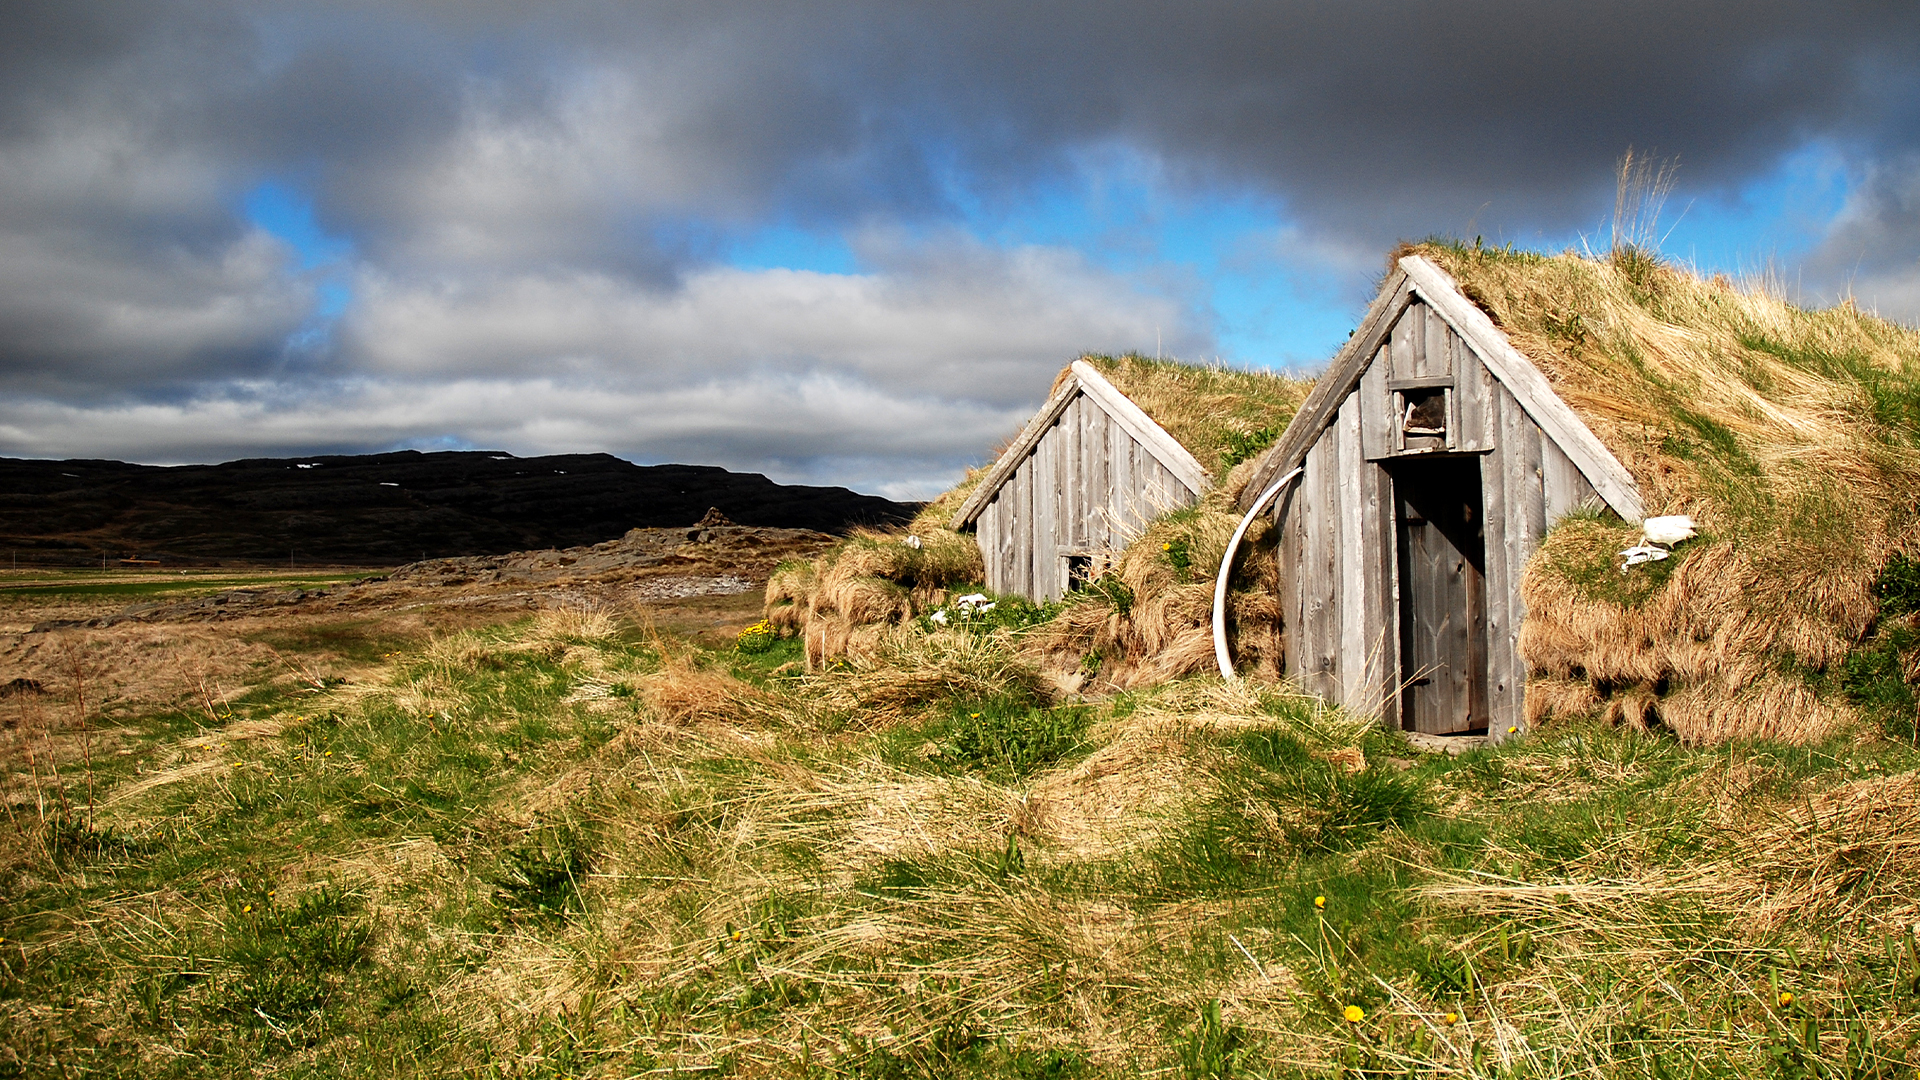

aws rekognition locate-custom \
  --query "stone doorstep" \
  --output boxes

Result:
[1402,731,1490,756]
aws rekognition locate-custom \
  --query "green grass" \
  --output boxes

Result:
[883,697,1094,785]
[1537,510,1683,607]
[1739,330,1920,446]
[8,616,1920,1077]
[245,617,426,665]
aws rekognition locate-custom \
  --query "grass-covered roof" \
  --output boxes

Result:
[1412,240,1920,522]
[1410,240,1920,742]
[1069,353,1313,486]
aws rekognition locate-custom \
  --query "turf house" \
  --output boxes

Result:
[1233,252,1643,741]
[948,359,1215,603]
[1236,242,1920,745]
[766,354,1312,679]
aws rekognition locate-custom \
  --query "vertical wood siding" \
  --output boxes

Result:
[976,387,1204,602]
[1276,298,1605,737]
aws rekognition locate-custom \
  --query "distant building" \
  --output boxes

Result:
[950,360,1217,602]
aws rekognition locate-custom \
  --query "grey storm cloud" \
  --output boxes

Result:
[2,0,1917,491]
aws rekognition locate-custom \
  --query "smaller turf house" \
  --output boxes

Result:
[767,355,1311,680]
[949,359,1214,603]
[1236,241,1920,745]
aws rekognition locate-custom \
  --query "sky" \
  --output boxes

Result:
[2,2,1918,500]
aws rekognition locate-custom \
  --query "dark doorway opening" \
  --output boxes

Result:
[1390,457,1488,735]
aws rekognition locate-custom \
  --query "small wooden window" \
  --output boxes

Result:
[1400,387,1447,436]
[1065,554,1095,590]
[1387,376,1454,453]
[1059,549,1115,592]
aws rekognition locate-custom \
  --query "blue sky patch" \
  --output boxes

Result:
[244,181,353,269]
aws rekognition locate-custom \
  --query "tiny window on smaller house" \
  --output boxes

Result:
[1062,550,1114,592]
[1065,553,1095,590]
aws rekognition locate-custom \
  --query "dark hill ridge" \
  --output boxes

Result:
[0,451,917,566]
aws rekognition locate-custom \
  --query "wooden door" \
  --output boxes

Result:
[1393,458,1488,734]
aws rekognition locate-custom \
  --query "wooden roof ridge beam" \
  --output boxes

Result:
[1397,255,1644,522]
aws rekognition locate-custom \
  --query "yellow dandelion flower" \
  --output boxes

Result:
[1507,725,1518,734]
[1313,895,1326,910]
[242,904,252,913]
[1779,991,1794,1007]
[1343,1005,1365,1023]
[1443,1011,1459,1026]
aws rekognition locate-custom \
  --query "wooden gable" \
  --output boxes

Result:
[1240,255,1641,521]
[952,360,1210,602]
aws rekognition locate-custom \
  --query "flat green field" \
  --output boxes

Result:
[0,570,381,634]
[5,605,1920,1077]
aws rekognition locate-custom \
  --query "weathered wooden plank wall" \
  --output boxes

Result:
[977,386,1204,602]
[1277,392,1397,716]
[1276,296,1606,737]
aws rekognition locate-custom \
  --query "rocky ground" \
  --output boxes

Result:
[0,510,832,742]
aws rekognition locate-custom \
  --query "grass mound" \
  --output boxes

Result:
[1417,240,1920,743]
[15,609,1920,1076]
[767,528,985,668]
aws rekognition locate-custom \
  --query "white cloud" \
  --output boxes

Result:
[0,227,312,379]
[1801,154,1920,321]
[0,108,315,386]
[0,370,1029,496]
[337,231,1198,407]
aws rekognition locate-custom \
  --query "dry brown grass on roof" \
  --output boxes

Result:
[1077,353,1313,482]
[1416,241,1920,743]
[907,466,985,535]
